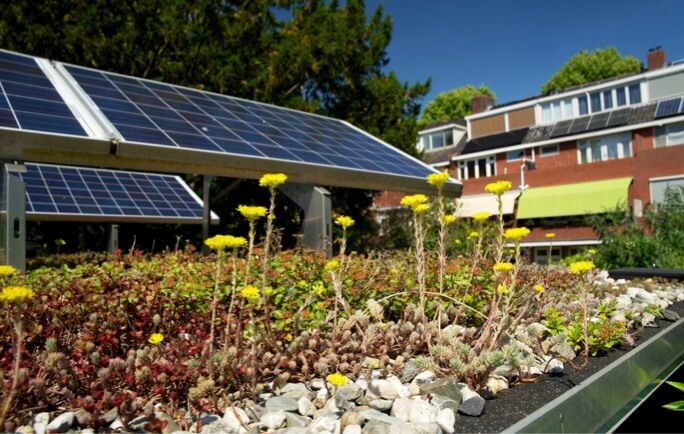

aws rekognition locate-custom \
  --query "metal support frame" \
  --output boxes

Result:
[108,224,119,252]
[202,174,212,255]
[1,163,27,272]
[279,183,332,258]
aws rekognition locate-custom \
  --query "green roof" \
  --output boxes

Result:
[517,177,632,219]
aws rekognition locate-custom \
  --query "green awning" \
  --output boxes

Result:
[517,177,632,219]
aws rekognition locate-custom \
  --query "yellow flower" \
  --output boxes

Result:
[534,284,545,293]
[444,215,456,224]
[0,265,16,277]
[545,233,556,239]
[587,248,597,255]
[485,180,512,196]
[0,286,34,304]
[205,234,247,252]
[427,171,450,189]
[327,372,348,386]
[454,239,461,245]
[335,215,355,228]
[240,285,261,300]
[312,282,326,296]
[400,194,428,210]
[504,227,531,241]
[148,333,164,345]
[259,173,288,189]
[238,205,268,221]
[324,259,340,273]
[493,262,513,273]
[467,231,479,239]
[55,239,66,246]
[497,284,509,295]
[569,261,595,275]
[413,203,430,214]
[472,212,491,223]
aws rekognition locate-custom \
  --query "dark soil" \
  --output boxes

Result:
[452,300,684,434]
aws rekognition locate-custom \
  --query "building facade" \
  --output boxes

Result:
[407,47,684,263]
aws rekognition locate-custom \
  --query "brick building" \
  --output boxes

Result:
[378,47,684,263]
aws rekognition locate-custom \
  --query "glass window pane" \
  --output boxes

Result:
[552,102,561,120]
[563,99,573,118]
[507,150,523,161]
[667,123,684,146]
[467,160,476,178]
[578,96,588,115]
[590,92,601,112]
[629,84,641,104]
[616,88,626,106]
[445,129,454,146]
[603,90,613,109]
[542,103,551,123]
[431,132,444,149]
[540,144,559,156]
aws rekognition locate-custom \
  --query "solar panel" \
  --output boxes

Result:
[62,63,433,179]
[567,116,591,135]
[606,108,631,127]
[655,97,683,118]
[550,120,573,138]
[0,51,87,136]
[587,112,610,131]
[19,163,218,224]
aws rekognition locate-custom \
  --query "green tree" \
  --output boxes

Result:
[541,47,641,95]
[419,85,495,127]
[0,0,430,253]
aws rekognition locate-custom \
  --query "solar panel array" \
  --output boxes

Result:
[63,64,431,179]
[0,51,86,136]
[550,107,634,139]
[19,163,212,223]
[655,97,684,118]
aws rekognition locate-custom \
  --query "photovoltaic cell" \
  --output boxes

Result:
[587,112,610,131]
[0,51,87,136]
[567,116,591,135]
[606,108,631,127]
[19,163,212,223]
[63,64,433,179]
[655,97,683,118]
[550,119,573,138]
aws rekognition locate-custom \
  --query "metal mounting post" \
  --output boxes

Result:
[1,163,27,272]
[279,183,332,258]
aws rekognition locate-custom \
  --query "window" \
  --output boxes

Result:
[578,132,632,164]
[590,92,602,113]
[535,247,561,265]
[616,87,626,106]
[603,90,613,109]
[541,98,573,123]
[578,95,588,115]
[420,128,456,151]
[506,150,524,161]
[458,156,496,180]
[629,84,641,104]
[655,122,684,147]
[539,144,559,156]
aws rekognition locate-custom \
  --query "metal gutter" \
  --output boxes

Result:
[505,316,684,433]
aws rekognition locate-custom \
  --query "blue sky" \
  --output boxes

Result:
[364,0,684,109]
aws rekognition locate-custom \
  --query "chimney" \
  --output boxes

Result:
[647,46,666,71]
[471,95,494,114]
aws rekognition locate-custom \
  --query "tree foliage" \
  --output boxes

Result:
[541,47,641,95]
[0,0,430,253]
[419,85,495,127]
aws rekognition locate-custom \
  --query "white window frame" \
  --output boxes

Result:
[457,156,496,180]
[538,144,559,156]
[506,150,524,161]
[655,122,684,148]
[577,132,632,164]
